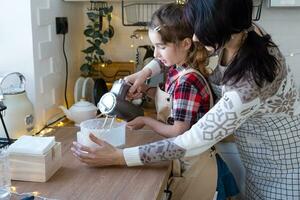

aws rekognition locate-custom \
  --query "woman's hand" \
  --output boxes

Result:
[126,116,147,130]
[71,133,126,167]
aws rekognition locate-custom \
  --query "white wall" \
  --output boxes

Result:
[103,2,300,80]
[0,0,35,99]
[30,0,85,129]
[1,1,299,133]
[100,2,152,62]
[257,3,300,86]
[0,0,85,132]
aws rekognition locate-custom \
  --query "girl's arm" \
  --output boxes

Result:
[127,116,190,137]
[125,59,162,94]
[145,118,190,137]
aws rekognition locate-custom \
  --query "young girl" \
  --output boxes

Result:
[126,4,220,198]
[126,3,213,138]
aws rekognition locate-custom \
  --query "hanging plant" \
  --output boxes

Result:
[80,3,114,76]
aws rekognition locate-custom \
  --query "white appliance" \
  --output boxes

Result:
[0,72,34,139]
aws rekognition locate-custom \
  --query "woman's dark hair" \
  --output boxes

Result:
[184,0,279,87]
[149,3,209,76]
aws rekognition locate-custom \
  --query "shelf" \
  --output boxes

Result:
[121,0,175,26]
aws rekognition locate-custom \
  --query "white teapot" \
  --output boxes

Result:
[59,99,98,125]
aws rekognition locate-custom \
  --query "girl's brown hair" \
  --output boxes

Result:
[149,3,209,76]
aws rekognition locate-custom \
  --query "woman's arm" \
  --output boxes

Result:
[73,77,263,167]
[124,89,261,166]
[72,90,260,167]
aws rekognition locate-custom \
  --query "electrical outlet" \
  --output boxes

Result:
[56,17,68,34]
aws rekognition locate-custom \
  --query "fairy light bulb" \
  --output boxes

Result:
[176,0,185,4]
[32,191,39,196]
[130,44,134,48]
[284,51,300,58]
[10,186,16,193]
[57,122,64,127]
[39,128,54,136]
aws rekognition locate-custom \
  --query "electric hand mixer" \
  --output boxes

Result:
[98,79,144,121]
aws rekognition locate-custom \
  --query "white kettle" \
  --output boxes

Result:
[0,72,34,139]
[59,99,98,125]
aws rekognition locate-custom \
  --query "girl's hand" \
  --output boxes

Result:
[124,68,151,94]
[126,116,147,130]
[126,83,150,100]
[71,133,126,167]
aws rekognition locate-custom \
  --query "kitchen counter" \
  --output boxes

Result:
[11,124,171,200]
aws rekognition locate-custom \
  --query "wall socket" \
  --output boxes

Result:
[56,17,68,34]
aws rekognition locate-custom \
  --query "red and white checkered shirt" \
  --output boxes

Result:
[164,64,211,125]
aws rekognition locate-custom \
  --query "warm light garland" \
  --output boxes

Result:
[10,186,56,200]
[285,51,300,57]
[10,186,16,193]
[176,0,186,4]
[56,122,65,127]
[39,128,55,136]
[32,191,40,196]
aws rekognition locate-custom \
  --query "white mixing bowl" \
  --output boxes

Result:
[78,118,126,148]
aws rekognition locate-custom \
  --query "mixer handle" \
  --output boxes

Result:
[0,72,26,100]
[110,79,130,100]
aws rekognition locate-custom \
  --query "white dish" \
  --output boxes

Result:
[82,77,95,104]
[74,77,85,103]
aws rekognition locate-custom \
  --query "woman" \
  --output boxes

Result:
[72,0,300,199]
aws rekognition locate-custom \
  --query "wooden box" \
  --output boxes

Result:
[9,142,62,182]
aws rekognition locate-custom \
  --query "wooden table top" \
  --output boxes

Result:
[11,125,171,200]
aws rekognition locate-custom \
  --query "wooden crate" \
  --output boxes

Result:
[9,142,62,182]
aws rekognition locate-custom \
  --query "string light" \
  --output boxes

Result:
[176,0,186,4]
[56,122,64,127]
[10,186,16,193]
[284,51,300,58]
[32,191,40,196]
[130,44,134,48]
[10,186,57,200]
[39,128,55,136]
